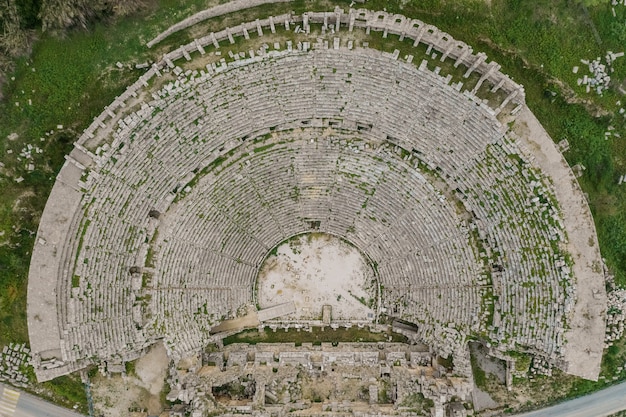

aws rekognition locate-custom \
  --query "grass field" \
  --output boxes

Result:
[0,0,625,410]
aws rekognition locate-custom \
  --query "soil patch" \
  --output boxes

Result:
[257,233,377,322]
[92,341,169,416]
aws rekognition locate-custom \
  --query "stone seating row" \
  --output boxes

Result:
[26,8,570,382]
[155,240,256,288]
[53,48,559,369]
[151,130,482,344]
[150,287,249,358]
[453,142,568,355]
[383,286,484,352]
[94,48,502,180]
[74,7,523,153]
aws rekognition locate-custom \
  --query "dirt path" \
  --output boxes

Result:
[92,342,169,416]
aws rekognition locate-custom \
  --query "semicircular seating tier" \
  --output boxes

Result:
[27,9,605,383]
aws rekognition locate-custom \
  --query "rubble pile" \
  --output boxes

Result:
[0,343,32,388]
[605,288,626,347]
[576,51,624,95]
[18,144,43,172]
[529,357,553,377]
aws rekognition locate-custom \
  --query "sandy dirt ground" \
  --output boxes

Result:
[210,307,260,333]
[92,342,169,417]
[257,234,377,321]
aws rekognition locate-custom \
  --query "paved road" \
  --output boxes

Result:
[0,382,84,417]
[2,378,626,417]
[514,381,626,417]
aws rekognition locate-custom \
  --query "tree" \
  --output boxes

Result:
[106,0,146,18]
[0,0,30,56]
[16,0,42,29]
[38,0,146,31]
[38,0,104,31]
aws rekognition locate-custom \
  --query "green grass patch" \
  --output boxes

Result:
[470,349,487,389]
[125,360,136,376]
[41,374,88,413]
[253,143,276,154]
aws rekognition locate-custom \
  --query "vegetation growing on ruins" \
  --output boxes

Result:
[222,326,408,346]
[398,392,436,414]
[41,374,89,413]
[0,0,626,411]
[470,352,488,390]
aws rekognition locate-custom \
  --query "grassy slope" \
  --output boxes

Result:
[0,0,625,409]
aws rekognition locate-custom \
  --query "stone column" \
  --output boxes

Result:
[269,16,276,33]
[464,52,487,78]
[303,14,310,33]
[413,26,426,47]
[152,63,161,77]
[194,39,205,55]
[495,88,520,115]
[491,78,505,93]
[454,46,472,68]
[441,41,456,62]
[471,62,501,94]
[180,45,191,61]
